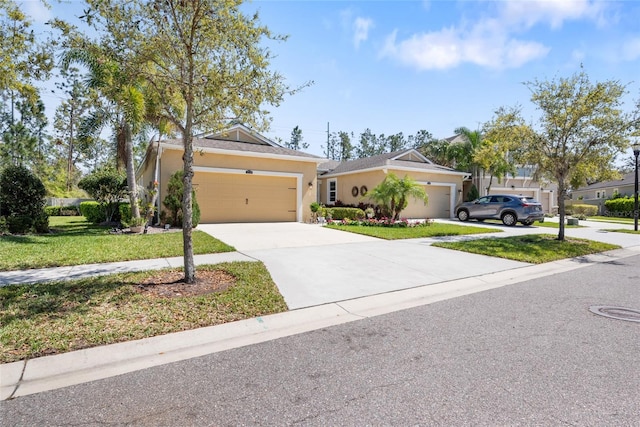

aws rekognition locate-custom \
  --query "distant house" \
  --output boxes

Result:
[318,149,469,219]
[444,134,557,214]
[570,172,636,214]
[477,166,557,215]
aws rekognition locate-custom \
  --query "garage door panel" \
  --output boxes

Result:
[193,173,296,223]
[402,186,450,219]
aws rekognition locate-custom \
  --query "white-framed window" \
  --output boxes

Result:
[328,179,337,204]
[596,191,601,199]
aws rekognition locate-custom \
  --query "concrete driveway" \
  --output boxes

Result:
[197,222,528,309]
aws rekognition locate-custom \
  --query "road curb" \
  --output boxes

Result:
[3,245,638,400]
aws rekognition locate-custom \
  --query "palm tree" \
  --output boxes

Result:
[449,126,483,193]
[63,47,146,221]
[367,173,429,220]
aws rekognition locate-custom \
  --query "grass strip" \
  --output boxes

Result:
[0,262,286,363]
[432,234,620,264]
[0,217,234,271]
[325,223,498,240]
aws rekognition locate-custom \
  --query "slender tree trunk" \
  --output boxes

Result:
[124,123,141,218]
[182,101,196,284]
[557,178,566,241]
[66,104,75,192]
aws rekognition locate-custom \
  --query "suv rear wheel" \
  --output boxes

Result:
[457,209,469,222]
[501,212,517,226]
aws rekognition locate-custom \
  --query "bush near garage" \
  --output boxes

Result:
[329,218,433,228]
[604,196,634,217]
[163,170,201,227]
[326,207,365,220]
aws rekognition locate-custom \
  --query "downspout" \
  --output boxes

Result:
[154,139,162,225]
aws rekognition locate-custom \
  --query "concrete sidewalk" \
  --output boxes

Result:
[0,252,255,286]
[2,245,639,400]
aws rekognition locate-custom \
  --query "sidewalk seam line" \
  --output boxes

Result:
[7,359,27,400]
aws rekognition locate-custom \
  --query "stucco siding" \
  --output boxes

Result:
[141,147,316,223]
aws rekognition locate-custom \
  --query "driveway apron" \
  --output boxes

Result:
[197,223,529,309]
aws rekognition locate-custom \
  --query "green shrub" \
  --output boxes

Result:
[33,212,50,233]
[163,171,201,227]
[604,196,634,216]
[44,206,80,216]
[0,165,47,217]
[310,202,320,213]
[79,201,105,224]
[466,184,479,202]
[78,167,127,222]
[119,203,132,224]
[326,207,365,220]
[0,216,6,234]
[570,204,598,217]
[7,215,33,234]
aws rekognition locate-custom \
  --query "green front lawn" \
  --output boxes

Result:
[587,216,635,224]
[604,229,640,234]
[326,222,498,240]
[0,262,287,363]
[533,221,582,229]
[0,216,234,271]
[432,234,620,264]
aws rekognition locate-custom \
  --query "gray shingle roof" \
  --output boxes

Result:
[161,138,323,160]
[575,172,636,191]
[322,149,461,176]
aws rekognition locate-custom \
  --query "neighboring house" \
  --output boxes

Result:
[318,149,469,219]
[478,166,557,215]
[137,123,324,223]
[444,134,557,214]
[570,172,636,214]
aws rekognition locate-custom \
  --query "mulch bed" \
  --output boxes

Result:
[135,269,237,298]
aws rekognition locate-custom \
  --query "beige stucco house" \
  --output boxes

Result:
[317,149,469,219]
[569,172,636,214]
[137,124,324,223]
[478,166,557,214]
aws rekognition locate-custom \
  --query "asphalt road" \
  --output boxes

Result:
[2,255,639,426]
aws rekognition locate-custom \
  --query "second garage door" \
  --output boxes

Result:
[193,173,297,223]
[401,185,451,219]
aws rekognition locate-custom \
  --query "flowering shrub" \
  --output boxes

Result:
[328,218,433,228]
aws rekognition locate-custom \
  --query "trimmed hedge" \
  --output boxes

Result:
[44,206,80,216]
[326,207,365,220]
[604,196,634,216]
[567,204,598,217]
[79,201,105,224]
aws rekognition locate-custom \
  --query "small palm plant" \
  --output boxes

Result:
[367,173,428,220]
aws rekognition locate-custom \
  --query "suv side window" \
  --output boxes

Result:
[478,196,491,204]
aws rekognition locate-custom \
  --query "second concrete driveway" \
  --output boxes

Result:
[197,223,528,309]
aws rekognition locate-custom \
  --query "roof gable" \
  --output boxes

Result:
[202,123,280,147]
[322,148,462,176]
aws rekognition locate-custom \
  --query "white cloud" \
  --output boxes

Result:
[380,26,549,70]
[353,17,374,49]
[380,0,609,71]
[501,0,608,30]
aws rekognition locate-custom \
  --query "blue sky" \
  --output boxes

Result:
[30,1,640,158]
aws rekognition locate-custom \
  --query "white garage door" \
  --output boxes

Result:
[401,185,451,219]
[193,173,297,223]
